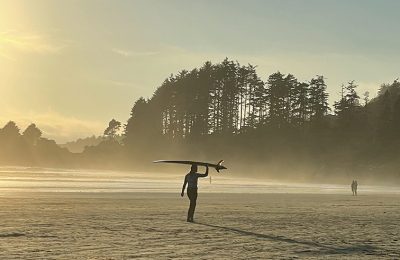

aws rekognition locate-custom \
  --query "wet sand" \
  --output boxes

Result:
[1,192,399,259]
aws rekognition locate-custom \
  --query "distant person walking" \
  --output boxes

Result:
[351,180,358,196]
[354,180,358,196]
[181,164,208,222]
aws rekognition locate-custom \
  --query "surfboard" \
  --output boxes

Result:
[153,160,227,173]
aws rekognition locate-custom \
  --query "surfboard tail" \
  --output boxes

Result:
[216,160,226,173]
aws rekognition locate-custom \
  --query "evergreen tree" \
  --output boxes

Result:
[22,123,42,146]
[291,82,309,126]
[104,119,121,139]
[266,72,290,128]
[1,121,20,138]
[334,81,362,136]
[309,76,329,123]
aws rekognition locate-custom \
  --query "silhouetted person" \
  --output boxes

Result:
[351,180,355,196]
[181,164,208,222]
[354,180,358,196]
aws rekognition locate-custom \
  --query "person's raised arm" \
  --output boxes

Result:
[181,176,187,197]
[197,165,209,178]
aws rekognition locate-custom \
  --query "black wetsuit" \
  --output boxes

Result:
[184,171,208,221]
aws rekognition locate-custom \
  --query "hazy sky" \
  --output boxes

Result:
[1,0,399,142]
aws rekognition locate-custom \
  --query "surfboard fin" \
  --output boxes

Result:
[216,160,226,173]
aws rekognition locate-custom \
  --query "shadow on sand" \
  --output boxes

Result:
[195,222,384,256]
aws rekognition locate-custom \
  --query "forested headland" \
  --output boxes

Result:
[1,59,400,183]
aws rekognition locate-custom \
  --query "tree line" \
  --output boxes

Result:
[0,122,73,166]
[1,58,400,182]
[125,59,330,141]
[123,59,400,181]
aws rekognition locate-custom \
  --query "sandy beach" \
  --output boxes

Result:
[1,190,399,259]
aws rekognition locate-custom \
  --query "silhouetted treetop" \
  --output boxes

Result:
[104,119,121,138]
[23,123,42,145]
[1,121,20,138]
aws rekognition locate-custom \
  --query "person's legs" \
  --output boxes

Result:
[190,190,198,221]
[186,188,198,222]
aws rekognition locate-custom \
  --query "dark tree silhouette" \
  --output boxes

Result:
[309,76,329,123]
[23,123,42,146]
[1,121,20,137]
[104,119,121,139]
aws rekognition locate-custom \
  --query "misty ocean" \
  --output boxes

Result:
[0,167,398,195]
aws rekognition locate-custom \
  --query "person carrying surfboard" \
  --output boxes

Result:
[181,164,209,222]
